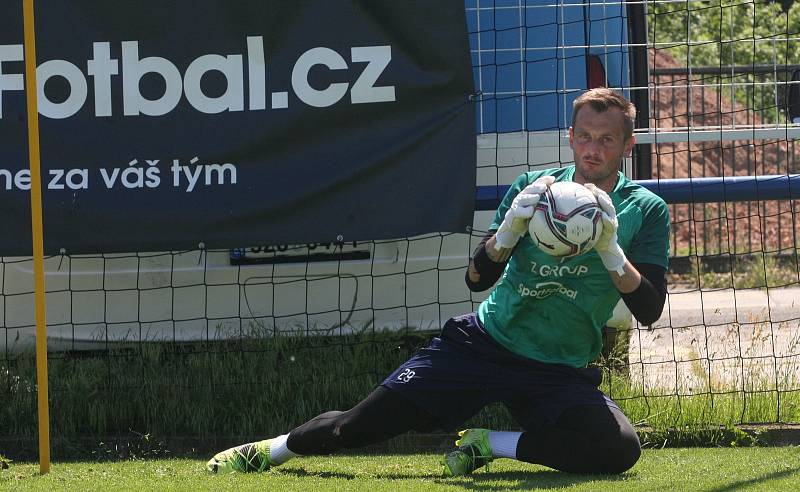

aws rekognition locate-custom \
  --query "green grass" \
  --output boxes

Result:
[667,252,800,290]
[2,448,800,491]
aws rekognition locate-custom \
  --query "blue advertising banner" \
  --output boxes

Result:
[0,1,475,254]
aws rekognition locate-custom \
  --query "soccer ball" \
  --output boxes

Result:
[528,181,603,258]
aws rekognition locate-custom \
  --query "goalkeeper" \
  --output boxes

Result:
[207,88,669,476]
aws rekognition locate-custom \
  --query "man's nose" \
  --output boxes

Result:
[584,138,602,154]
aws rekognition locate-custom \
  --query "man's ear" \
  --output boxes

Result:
[624,135,636,157]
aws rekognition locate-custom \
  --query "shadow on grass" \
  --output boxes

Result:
[278,466,633,489]
[704,466,800,492]
[436,470,632,491]
[277,466,443,480]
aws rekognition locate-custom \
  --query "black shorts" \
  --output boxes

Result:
[381,313,618,431]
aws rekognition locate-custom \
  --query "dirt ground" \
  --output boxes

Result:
[650,49,800,254]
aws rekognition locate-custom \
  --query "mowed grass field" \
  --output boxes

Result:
[2,448,800,491]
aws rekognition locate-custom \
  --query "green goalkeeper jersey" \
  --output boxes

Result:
[478,166,670,368]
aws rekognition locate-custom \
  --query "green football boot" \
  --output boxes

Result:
[206,439,273,473]
[442,428,494,476]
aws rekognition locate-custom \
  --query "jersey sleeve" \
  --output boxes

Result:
[628,195,671,269]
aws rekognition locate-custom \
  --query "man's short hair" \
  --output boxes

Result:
[571,88,636,138]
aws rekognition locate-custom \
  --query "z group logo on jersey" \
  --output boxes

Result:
[517,281,578,300]
[529,261,588,278]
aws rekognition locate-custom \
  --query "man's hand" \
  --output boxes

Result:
[585,183,627,275]
[493,176,556,251]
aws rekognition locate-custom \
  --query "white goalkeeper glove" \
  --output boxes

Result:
[584,183,627,275]
[493,176,556,251]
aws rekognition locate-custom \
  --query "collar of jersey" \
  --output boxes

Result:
[563,165,626,195]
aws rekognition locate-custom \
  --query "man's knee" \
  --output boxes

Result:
[589,409,641,474]
[553,404,641,474]
[597,432,641,474]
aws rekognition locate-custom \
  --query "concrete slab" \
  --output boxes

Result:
[628,287,800,393]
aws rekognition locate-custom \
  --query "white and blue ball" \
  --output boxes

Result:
[528,181,603,258]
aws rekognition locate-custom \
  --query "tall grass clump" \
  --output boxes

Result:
[0,325,433,456]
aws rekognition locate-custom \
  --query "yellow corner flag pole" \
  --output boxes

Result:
[22,0,51,474]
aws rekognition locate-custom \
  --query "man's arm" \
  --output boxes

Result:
[608,260,640,293]
[615,261,667,326]
[465,230,510,292]
[583,184,668,326]
[468,175,556,291]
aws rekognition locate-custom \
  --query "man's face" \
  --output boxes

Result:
[568,105,635,191]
